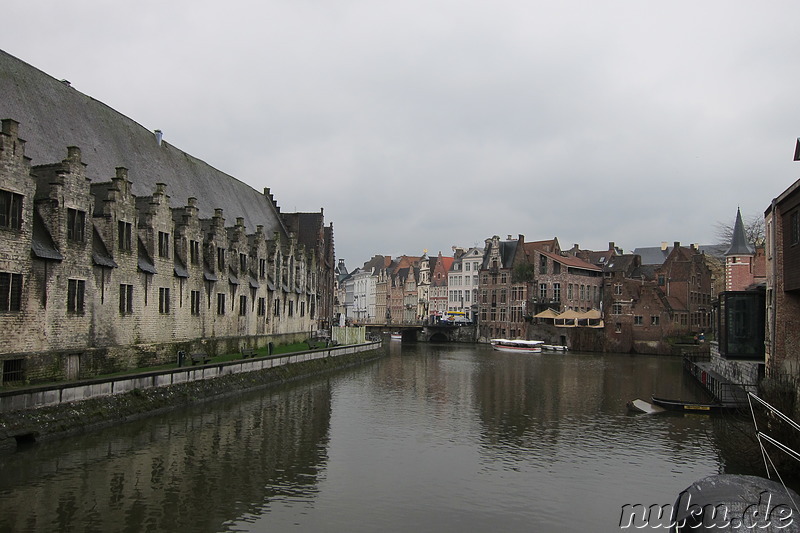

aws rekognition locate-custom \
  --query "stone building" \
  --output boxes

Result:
[0,51,334,385]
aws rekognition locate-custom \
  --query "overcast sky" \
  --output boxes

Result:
[5,1,800,267]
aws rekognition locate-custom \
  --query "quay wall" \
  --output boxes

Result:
[0,341,383,451]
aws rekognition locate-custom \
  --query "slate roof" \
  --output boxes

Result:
[0,49,288,239]
[483,239,519,269]
[31,210,63,261]
[633,244,725,265]
[725,209,755,256]
[92,227,118,268]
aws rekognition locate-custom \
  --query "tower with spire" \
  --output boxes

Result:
[724,208,756,292]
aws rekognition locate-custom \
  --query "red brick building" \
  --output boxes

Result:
[765,178,800,377]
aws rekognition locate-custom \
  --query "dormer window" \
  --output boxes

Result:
[67,208,85,242]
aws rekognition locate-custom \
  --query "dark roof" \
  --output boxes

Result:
[137,238,157,274]
[483,239,519,269]
[174,256,189,278]
[725,208,754,256]
[633,244,724,265]
[92,227,118,268]
[0,49,288,239]
[31,210,63,261]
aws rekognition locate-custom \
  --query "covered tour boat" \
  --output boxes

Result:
[490,339,544,353]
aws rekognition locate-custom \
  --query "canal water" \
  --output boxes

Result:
[0,342,748,532]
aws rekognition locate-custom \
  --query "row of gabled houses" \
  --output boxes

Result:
[335,221,759,351]
[0,50,335,386]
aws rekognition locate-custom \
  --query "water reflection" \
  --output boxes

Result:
[0,344,747,533]
[0,382,332,532]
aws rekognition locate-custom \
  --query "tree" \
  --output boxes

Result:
[714,213,765,247]
[512,263,534,283]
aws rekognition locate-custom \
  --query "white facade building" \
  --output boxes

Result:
[448,247,483,321]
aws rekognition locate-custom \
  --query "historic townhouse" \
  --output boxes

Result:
[429,251,453,319]
[447,247,479,320]
[524,239,603,314]
[655,242,714,332]
[0,50,334,385]
[478,235,530,340]
[417,253,430,321]
[602,242,714,353]
[603,254,674,353]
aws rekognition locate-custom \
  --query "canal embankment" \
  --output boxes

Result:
[0,341,383,451]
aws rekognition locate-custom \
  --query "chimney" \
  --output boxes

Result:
[674,241,681,250]
[154,130,163,146]
[609,242,615,251]
[661,242,668,251]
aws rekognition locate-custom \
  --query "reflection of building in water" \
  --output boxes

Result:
[0,381,332,531]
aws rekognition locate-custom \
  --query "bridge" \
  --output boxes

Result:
[363,323,478,343]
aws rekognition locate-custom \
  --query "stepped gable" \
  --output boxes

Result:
[0,49,288,239]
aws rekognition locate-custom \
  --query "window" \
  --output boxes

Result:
[553,262,561,275]
[257,297,266,316]
[615,323,622,333]
[288,301,294,317]
[159,287,170,314]
[300,301,305,317]
[568,284,573,300]
[119,284,133,314]
[217,247,226,271]
[240,253,247,273]
[0,272,23,312]
[792,211,800,246]
[2,358,24,383]
[0,189,23,230]
[553,283,561,301]
[158,232,170,258]
[500,273,507,284]
[191,290,201,315]
[259,258,266,279]
[500,289,506,304]
[239,295,247,316]
[67,279,85,314]
[190,240,200,265]
[214,293,226,315]
[658,274,665,286]
[539,283,547,300]
[651,315,660,326]
[274,298,281,316]
[465,263,471,272]
[539,255,548,274]
[118,221,132,252]
[614,283,622,296]
[634,315,643,326]
[612,303,622,315]
[67,209,85,242]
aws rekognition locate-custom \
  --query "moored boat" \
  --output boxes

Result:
[650,395,728,413]
[390,332,402,341]
[490,338,544,353]
[542,344,568,352]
